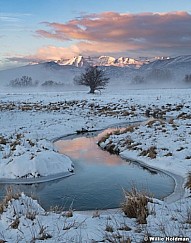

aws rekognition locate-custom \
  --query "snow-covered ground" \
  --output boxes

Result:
[0,89,191,242]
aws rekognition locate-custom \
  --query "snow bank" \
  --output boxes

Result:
[0,132,73,179]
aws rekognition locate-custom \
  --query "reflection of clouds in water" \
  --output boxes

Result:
[55,136,123,166]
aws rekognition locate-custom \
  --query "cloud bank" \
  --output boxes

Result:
[34,11,191,59]
[6,11,191,67]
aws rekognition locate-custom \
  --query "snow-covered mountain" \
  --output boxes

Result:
[0,55,191,91]
[141,55,191,71]
[96,56,143,67]
[57,56,89,67]
[56,55,144,68]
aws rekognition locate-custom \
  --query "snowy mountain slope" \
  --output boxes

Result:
[97,56,143,67]
[57,55,89,67]
[140,55,191,75]
[132,55,191,86]
[0,55,191,90]
[57,55,144,68]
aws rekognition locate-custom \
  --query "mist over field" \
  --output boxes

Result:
[0,55,191,93]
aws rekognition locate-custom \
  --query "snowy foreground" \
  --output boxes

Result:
[0,89,191,242]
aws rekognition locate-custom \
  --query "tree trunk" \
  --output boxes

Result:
[89,88,95,94]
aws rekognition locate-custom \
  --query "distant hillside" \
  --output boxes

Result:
[136,55,191,87]
[0,55,191,91]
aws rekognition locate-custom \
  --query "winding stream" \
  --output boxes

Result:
[0,124,175,211]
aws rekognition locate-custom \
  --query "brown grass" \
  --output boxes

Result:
[0,187,21,214]
[98,132,112,145]
[121,187,151,224]
[0,136,7,145]
[139,146,157,159]
[124,126,135,133]
[105,225,114,232]
[64,209,73,218]
[104,230,132,243]
[168,118,174,124]
[185,172,191,190]
[105,143,119,154]
[10,217,20,229]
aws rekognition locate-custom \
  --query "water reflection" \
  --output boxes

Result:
[55,128,126,166]
[0,126,175,211]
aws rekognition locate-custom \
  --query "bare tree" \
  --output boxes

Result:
[74,66,109,94]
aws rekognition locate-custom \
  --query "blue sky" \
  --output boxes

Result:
[0,0,191,70]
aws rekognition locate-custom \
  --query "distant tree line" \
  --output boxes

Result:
[9,76,38,87]
[41,80,65,87]
[9,76,64,88]
[131,68,173,85]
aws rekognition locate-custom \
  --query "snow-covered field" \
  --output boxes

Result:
[0,88,191,242]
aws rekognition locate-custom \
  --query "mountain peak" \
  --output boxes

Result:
[57,55,89,67]
[56,55,144,68]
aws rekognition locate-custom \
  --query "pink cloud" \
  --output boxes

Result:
[37,11,191,41]
[36,45,80,59]
[34,11,191,59]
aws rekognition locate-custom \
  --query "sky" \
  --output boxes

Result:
[0,0,191,70]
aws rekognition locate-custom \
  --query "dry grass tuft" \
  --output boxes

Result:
[139,146,157,159]
[92,209,100,218]
[121,187,151,224]
[49,205,65,214]
[64,209,73,218]
[104,232,132,243]
[10,217,20,229]
[98,133,112,145]
[0,187,21,214]
[185,172,191,190]
[124,126,135,133]
[105,225,114,233]
[0,136,7,145]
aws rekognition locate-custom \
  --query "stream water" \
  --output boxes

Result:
[0,125,175,211]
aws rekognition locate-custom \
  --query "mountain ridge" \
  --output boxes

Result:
[53,55,170,68]
[0,55,191,90]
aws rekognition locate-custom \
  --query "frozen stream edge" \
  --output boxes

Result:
[120,153,185,204]
[0,171,74,184]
